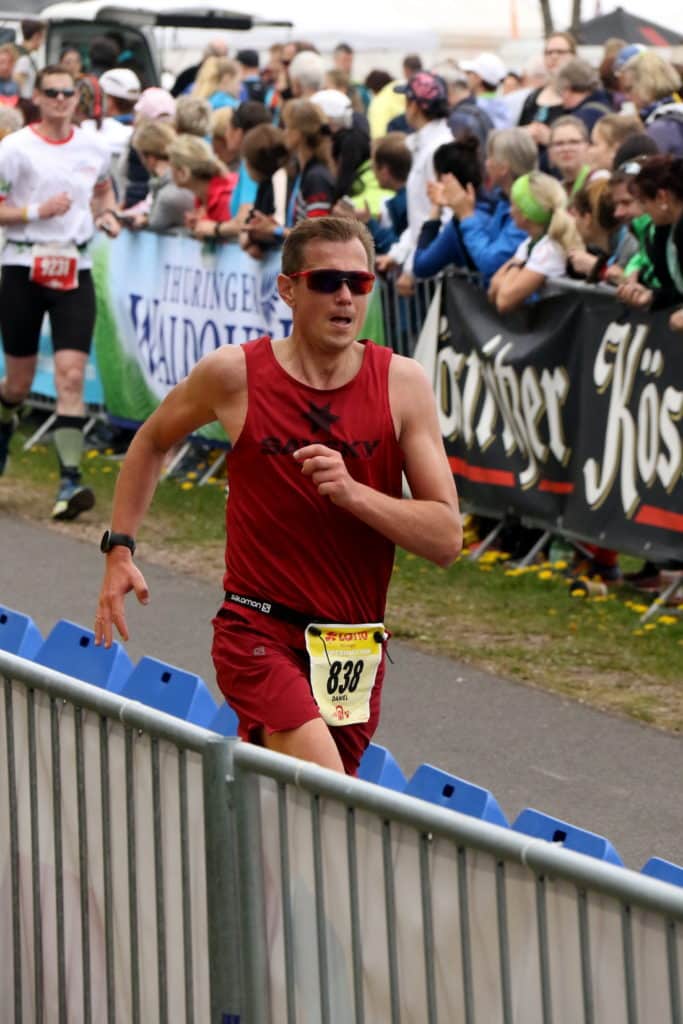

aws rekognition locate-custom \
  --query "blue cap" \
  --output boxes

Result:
[614,44,647,73]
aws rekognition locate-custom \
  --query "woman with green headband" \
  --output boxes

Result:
[489,170,582,313]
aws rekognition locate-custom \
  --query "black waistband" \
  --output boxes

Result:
[222,591,314,628]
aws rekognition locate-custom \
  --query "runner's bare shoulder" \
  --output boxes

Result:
[193,343,247,399]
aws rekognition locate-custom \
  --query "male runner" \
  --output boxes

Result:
[94,217,461,775]
[0,64,120,518]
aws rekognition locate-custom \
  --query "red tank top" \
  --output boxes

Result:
[223,336,404,622]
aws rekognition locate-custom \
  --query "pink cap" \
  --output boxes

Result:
[134,87,176,120]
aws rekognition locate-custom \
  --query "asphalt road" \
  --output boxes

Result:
[1,513,681,870]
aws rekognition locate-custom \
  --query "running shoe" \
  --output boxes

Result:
[52,478,95,521]
[0,420,14,476]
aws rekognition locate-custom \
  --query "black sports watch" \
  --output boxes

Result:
[100,530,136,556]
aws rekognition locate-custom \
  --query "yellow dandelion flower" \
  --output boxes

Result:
[186,471,198,480]
[101,465,113,473]
[644,623,657,631]
[86,450,99,459]
[538,570,553,580]
[180,481,194,490]
[657,616,678,626]
[633,629,645,636]
[630,604,648,614]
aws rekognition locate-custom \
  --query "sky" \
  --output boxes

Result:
[550,0,682,32]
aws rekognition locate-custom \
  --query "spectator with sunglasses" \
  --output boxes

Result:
[94,216,462,777]
[0,64,119,519]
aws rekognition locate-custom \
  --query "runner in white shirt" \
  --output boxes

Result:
[0,64,120,519]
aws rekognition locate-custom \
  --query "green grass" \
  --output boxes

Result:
[5,422,682,731]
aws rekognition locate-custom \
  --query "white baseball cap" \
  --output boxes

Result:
[460,53,506,88]
[99,68,142,101]
[310,89,353,128]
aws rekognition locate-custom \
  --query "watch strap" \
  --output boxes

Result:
[100,530,136,555]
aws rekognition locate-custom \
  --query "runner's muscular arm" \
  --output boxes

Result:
[295,357,462,567]
[95,347,245,646]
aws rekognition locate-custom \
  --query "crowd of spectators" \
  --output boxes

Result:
[0,23,680,579]
[1,24,680,329]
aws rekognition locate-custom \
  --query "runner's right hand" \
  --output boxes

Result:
[94,550,150,648]
[39,192,72,219]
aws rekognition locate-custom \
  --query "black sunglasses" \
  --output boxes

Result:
[288,269,375,295]
[42,87,76,99]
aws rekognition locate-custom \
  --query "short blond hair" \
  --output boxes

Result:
[168,134,227,180]
[174,95,212,137]
[132,119,175,158]
[626,51,681,105]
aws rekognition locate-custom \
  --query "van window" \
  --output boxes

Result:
[46,20,157,87]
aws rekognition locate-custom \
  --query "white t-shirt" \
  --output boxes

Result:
[0,124,111,268]
[514,234,567,279]
[14,53,37,99]
[81,116,133,158]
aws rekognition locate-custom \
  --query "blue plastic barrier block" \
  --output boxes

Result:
[404,764,509,827]
[121,656,218,727]
[210,701,239,737]
[358,743,407,791]
[641,857,683,888]
[0,605,43,659]
[512,808,623,866]
[34,619,133,694]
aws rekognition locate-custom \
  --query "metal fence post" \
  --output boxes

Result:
[232,761,271,1024]
[202,737,241,1024]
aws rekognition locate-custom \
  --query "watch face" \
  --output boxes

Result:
[100,530,111,553]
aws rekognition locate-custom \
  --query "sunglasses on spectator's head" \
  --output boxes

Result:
[41,87,76,98]
[288,269,375,294]
[619,161,643,176]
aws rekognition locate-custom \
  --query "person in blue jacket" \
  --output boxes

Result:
[415,127,538,284]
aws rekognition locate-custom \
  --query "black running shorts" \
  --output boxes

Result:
[0,265,96,358]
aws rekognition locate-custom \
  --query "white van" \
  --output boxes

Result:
[1,0,293,87]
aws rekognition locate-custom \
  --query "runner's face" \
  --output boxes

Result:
[36,74,78,123]
[280,238,372,353]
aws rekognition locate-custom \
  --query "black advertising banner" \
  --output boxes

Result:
[434,277,683,563]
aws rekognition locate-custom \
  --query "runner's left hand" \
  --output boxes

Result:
[294,444,358,506]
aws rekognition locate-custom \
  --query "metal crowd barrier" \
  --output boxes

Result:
[233,743,683,1024]
[378,272,442,356]
[3,649,683,1023]
[0,649,239,1024]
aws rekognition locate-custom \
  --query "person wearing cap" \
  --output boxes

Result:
[0,63,120,518]
[460,53,511,130]
[85,67,141,160]
[375,72,453,295]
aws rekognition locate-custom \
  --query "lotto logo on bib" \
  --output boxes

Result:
[305,623,385,727]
